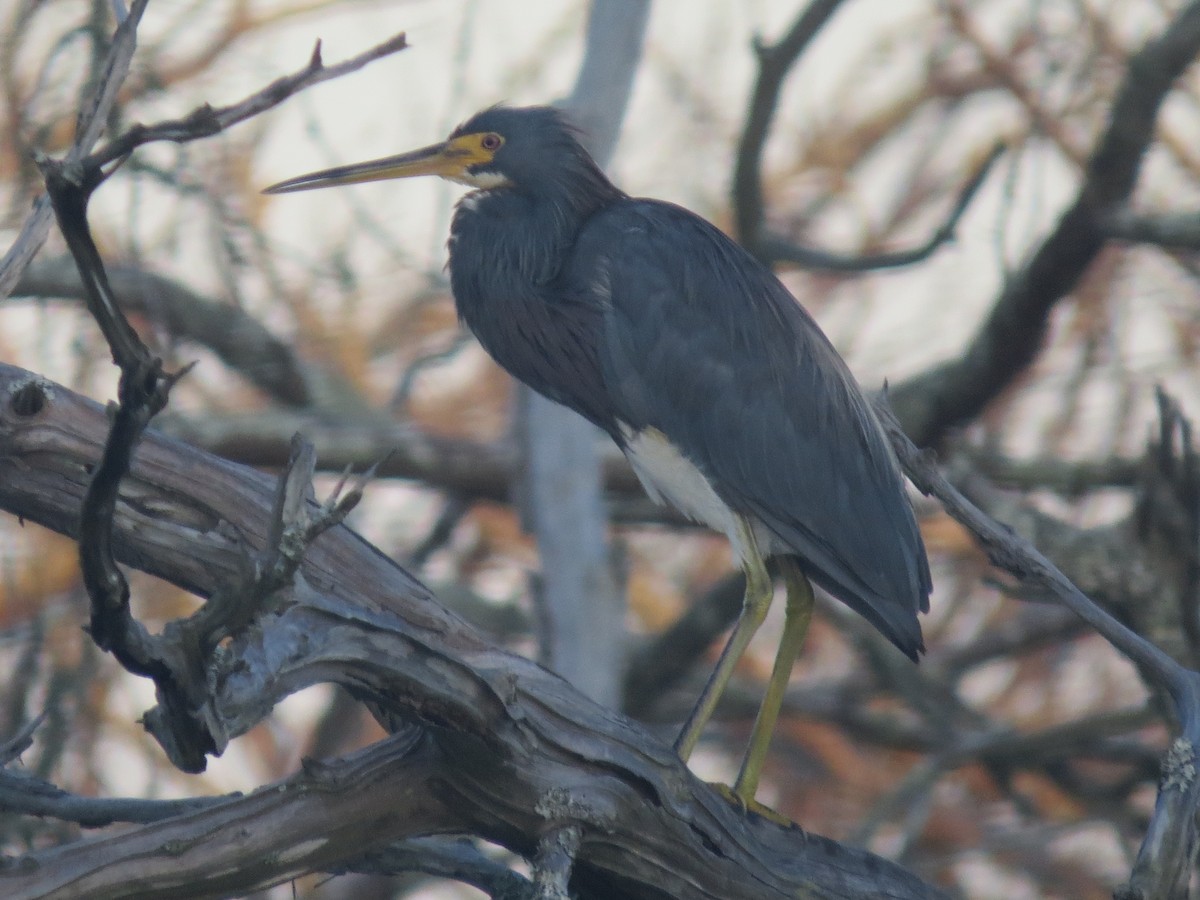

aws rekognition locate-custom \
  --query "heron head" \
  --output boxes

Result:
[263,105,598,197]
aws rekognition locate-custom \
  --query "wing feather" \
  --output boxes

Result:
[566,200,931,656]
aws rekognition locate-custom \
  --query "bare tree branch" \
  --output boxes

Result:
[346,837,532,897]
[11,258,314,407]
[2,364,1180,896]
[82,33,409,172]
[751,146,1002,272]
[623,573,745,718]
[1102,208,1200,248]
[732,1,996,271]
[0,763,216,828]
[732,0,850,253]
[0,0,148,299]
[1,21,407,302]
[879,397,1200,897]
[0,364,943,899]
[890,0,1200,445]
[966,449,1140,495]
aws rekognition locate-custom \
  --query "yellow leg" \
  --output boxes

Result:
[733,557,814,800]
[674,520,773,761]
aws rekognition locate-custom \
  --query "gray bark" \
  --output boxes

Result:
[0,362,944,899]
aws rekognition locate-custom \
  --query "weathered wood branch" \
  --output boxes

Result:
[0,363,943,899]
[879,401,1200,898]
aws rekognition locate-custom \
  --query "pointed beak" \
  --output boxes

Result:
[263,139,472,194]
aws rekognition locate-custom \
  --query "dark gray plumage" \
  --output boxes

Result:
[445,106,930,658]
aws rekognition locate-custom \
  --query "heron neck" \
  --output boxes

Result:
[449,182,616,289]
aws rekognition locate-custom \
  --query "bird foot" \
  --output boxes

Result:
[710,782,796,827]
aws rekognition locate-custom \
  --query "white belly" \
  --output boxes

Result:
[620,425,777,565]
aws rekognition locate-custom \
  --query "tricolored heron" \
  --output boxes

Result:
[266,105,932,802]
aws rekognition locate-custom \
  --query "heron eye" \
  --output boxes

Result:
[480,133,503,151]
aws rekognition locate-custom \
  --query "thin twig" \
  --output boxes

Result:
[753,143,1004,271]
[0,0,149,299]
[879,397,1200,896]
[731,0,998,271]
[890,0,1200,445]
[0,766,218,827]
[732,0,851,251]
[0,713,46,765]
[1102,208,1200,248]
[84,33,409,171]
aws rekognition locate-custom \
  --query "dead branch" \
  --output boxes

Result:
[83,32,409,172]
[151,406,679,524]
[0,363,943,899]
[879,399,1200,898]
[732,1,997,271]
[1102,208,1200,249]
[11,258,314,406]
[0,0,148,299]
[0,19,407,301]
[889,0,1200,445]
